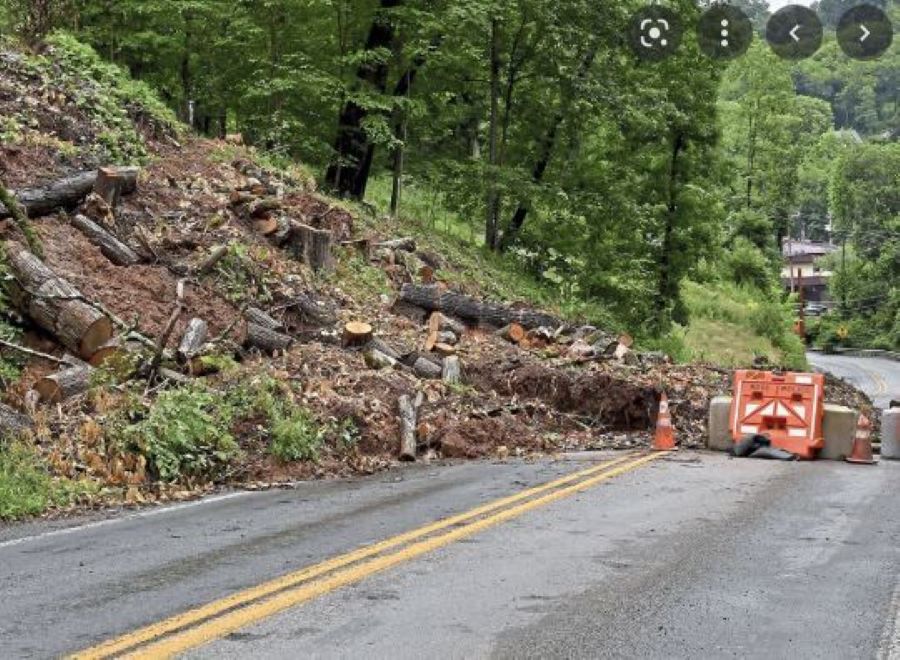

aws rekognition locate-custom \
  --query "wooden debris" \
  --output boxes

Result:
[377,237,416,252]
[4,244,113,359]
[247,322,293,354]
[442,355,461,385]
[413,356,442,379]
[245,307,283,332]
[177,318,209,363]
[342,321,373,348]
[438,331,458,346]
[149,279,187,374]
[398,391,424,461]
[419,265,435,284]
[364,348,398,370]
[252,217,279,235]
[196,244,229,276]
[288,222,334,273]
[432,342,456,357]
[93,167,129,208]
[34,364,93,404]
[70,214,140,266]
[0,167,139,219]
[400,284,561,330]
[498,323,526,344]
[370,338,402,361]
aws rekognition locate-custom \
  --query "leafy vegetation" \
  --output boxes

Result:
[0,0,895,355]
[0,442,95,520]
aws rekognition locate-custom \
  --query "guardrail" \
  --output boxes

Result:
[808,347,900,362]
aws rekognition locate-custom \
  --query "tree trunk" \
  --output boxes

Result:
[500,44,599,251]
[70,214,140,266]
[484,17,502,251]
[34,364,93,404]
[0,168,139,219]
[4,244,114,359]
[398,284,562,330]
[246,322,293,354]
[288,222,334,273]
[655,132,685,331]
[325,0,403,199]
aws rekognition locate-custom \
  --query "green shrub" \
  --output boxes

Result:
[0,443,94,520]
[722,237,776,291]
[270,409,326,462]
[123,385,239,482]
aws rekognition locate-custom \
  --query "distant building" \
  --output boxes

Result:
[781,240,837,303]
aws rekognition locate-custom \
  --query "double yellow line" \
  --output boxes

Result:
[73,451,667,659]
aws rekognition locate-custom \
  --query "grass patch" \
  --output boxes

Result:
[0,442,94,520]
[684,318,781,367]
[363,175,618,329]
[681,280,807,369]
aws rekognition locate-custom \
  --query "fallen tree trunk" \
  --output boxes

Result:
[4,244,114,359]
[34,364,93,404]
[377,237,416,252]
[244,307,283,332]
[246,322,292,354]
[398,284,562,330]
[70,214,140,266]
[0,168,139,219]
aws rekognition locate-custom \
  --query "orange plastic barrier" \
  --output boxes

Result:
[729,370,825,459]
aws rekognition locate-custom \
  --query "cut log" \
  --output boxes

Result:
[177,318,208,363]
[229,190,254,206]
[364,348,398,370]
[246,322,292,354]
[89,338,123,367]
[370,338,402,361]
[442,356,461,385]
[34,365,93,404]
[341,238,372,261]
[0,403,32,438]
[196,244,229,276]
[0,168,139,219]
[252,217,279,235]
[287,222,334,273]
[399,284,561,331]
[247,197,281,218]
[398,392,423,461]
[342,321,373,348]
[498,323,526,344]
[377,237,416,252]
[424,329,439,352]
[413,356,442,380]
[432,343,456,357]
[419,265,435,284]
[70,214,140,266]
[4,244,113,359]
[93,167,127,208]
[438,314,466,336]
[245,307,283,332]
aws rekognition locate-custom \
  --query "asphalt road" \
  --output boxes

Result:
[1,451,898,659]
[807,352,900,409]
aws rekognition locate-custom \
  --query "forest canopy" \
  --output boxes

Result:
[0,0,897,349]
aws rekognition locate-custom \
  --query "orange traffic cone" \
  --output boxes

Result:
[652,392,677,451]
[846,414,877,465]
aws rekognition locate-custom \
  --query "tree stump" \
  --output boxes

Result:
[342,322,373,348]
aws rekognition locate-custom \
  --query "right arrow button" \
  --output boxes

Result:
[838,5,893,60]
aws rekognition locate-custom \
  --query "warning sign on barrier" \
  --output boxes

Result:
[730,371,825,459]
